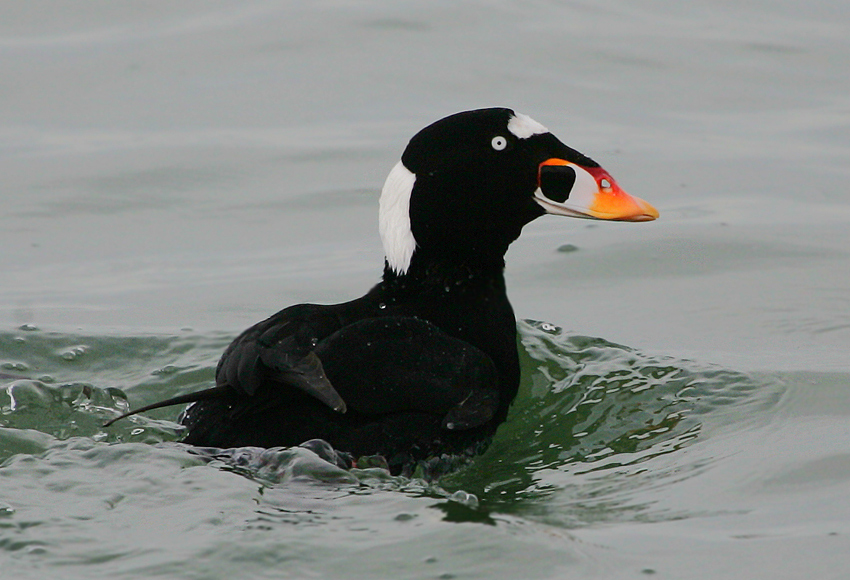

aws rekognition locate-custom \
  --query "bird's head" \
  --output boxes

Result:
[379,108,658,274]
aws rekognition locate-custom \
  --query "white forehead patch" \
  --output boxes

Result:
[379,161,417,274]
[507,113,548,139]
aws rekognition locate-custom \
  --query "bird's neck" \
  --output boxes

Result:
[376,251,519,421]
[381,251,507,297]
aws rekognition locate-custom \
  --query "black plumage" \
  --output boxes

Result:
[106,108,658,473]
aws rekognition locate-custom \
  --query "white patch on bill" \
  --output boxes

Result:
[379,161,417,274]
[533,163,599,219]
[507,113,548,139]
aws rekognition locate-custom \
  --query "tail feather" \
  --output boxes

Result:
[102,385,232,427]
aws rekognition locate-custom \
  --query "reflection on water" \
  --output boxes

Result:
[443,320,781,524]
[0,317,846,577]
[1,322,779,514]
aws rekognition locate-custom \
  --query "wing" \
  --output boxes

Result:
[215,303,348,412]
[313,316,500,430]
[104,303,348,427]
[219,310,500,431]
[108,303,500,434]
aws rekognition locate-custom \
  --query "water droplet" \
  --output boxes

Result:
[1,361,28,372]
[18,324,38,332]
[60,345,88,361]
[378,302,387,310]
[448,490,479,508]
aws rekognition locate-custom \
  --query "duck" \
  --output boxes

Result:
[105,108,658,473]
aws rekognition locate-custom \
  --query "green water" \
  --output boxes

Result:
[2,322,847,578]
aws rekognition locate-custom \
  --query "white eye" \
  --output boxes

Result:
[600,178,611,189]
[491,136,508,151]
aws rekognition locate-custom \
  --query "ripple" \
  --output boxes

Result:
[0,322,784,529]
[441,320,782,526]
[0,327,231,458]
[0,380,182,458]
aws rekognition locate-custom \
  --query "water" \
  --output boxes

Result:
[2,1,850,578]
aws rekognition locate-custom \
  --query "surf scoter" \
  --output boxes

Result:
[106,108,658,472]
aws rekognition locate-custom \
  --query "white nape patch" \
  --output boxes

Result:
[507,113,548,139]
[379,161,417,274]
